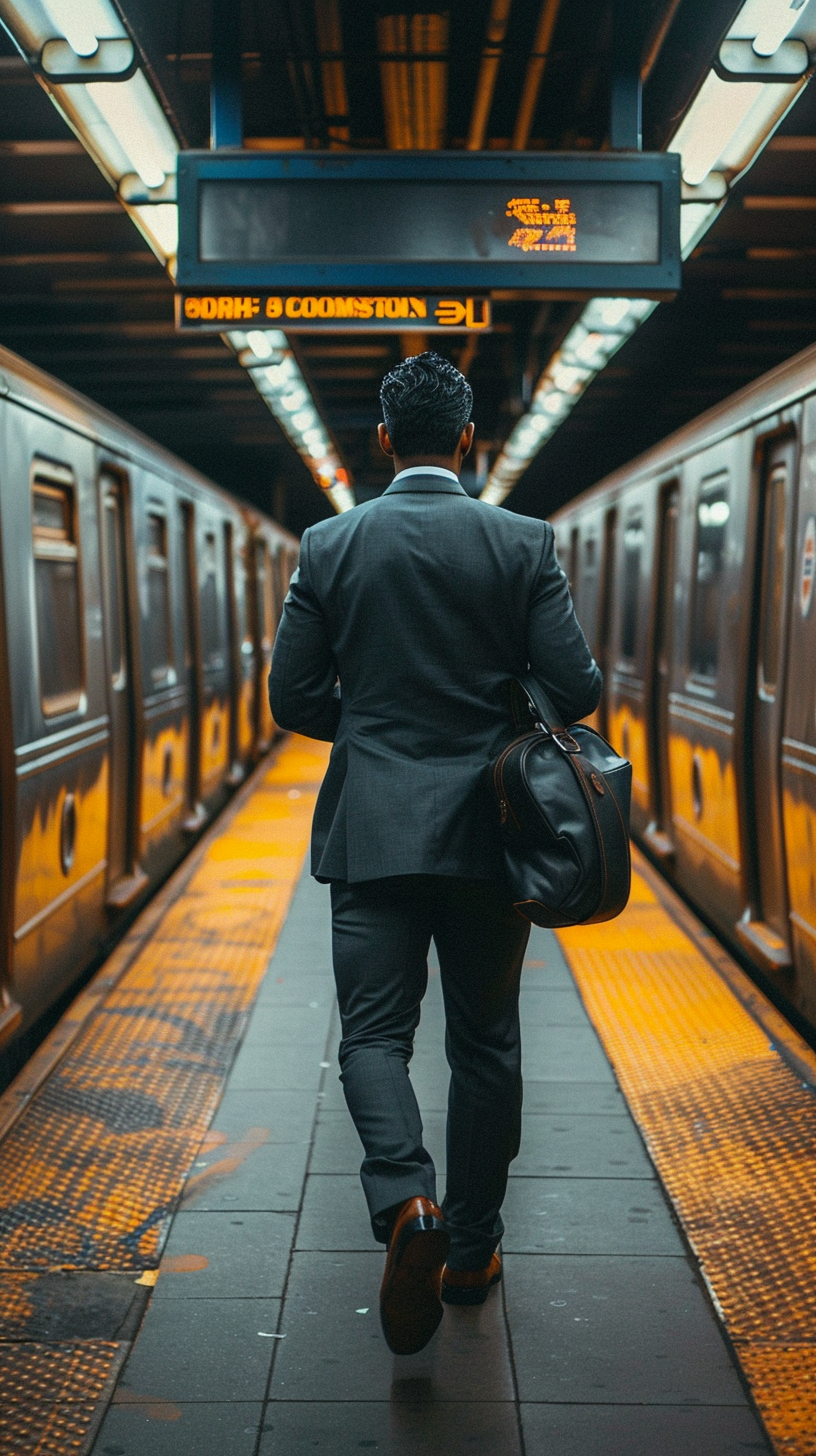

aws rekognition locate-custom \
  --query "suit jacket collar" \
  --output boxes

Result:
[384,470,467,496]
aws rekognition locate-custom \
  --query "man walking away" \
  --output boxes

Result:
[269,351,601,1355]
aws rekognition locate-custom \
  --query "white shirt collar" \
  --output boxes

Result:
[390,465,461,485]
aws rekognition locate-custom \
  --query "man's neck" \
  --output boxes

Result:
[392,457,459,476]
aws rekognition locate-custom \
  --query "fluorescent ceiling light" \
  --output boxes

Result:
[43,0,98,55]
[86,72,177,188]
[738,0,809,55]
[130,202,177,260]
[673,73,764,184]
[245,330,274,360]
[227,331,355,513]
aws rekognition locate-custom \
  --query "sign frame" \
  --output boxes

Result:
[176,150,681,297]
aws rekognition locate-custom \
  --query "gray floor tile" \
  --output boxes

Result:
[227,1041,329,1091]
[318,1074,349,1110]
[504,1255,749,1405]
[209,1087,316,1141]
[519,988,592,1026]
[270,1253,514,1402]
[181,1089,315,1212]
[255,973,335,1008]
[514,1114,653,1178]
[502,1178,683,1256]
[296,1175,383,1252]
[521,1025,615,1082]
[115,1298,281,1402]
[519,1403,771,1455]
[311,1111,447,1176]
[406,1059,452,1114]
[259,1401,522,1454]
[522,1082,627,1115]
[154,1211,295,1298]
[520,963,576,989]
[182,1137,311,1212]
[241,1003,332,1048]
[94,1402,262,1456]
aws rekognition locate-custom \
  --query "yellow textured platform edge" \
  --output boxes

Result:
[557,853,816,1456]
[0,734,330,1456]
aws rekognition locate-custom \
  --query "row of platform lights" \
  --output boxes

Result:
[0,0,813,513]
[0,0,354,514]
[481,0,816,504]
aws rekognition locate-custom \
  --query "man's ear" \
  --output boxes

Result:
[460,422,475,458]
[378,423,394,457]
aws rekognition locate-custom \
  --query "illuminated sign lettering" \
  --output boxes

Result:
[506,197,577,253]
[177,293,492,332]
[177,152,680,297]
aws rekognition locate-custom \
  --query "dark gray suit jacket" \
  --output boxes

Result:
[269,472,601,883]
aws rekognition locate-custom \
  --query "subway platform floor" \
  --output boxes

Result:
[92,875,770,1456]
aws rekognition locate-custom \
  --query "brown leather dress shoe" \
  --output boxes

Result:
[441,1252,502,1306]
[379,1197,449,1355]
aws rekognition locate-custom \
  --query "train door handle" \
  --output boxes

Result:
[60,792,76,876]
[692,752,704,821]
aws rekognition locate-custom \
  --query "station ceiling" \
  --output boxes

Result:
[1,0,816,532]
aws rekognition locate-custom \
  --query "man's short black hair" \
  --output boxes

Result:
[380,350,473,458]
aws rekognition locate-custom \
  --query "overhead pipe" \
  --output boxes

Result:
[314,0,350,148]
[377,12,449,149]
[467,0,513,150]
[511,0,561,150]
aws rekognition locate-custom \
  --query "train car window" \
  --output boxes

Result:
[200,529,224,670]
[256,540,274,647]
[102,487,125,685]
[31,470,83,716]
[620,509,644,661]
[145,510,173,685]
[690,478,730,682]
[758,464,787,701]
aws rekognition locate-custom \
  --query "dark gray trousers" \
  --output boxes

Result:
[330,875,530,1269]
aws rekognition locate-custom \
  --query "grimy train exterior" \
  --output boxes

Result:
[6,334,816,1051]
[0,345,298,1047]
[553,341,816,1026]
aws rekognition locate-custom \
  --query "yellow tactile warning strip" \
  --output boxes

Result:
[557,852,816,1456]
[0,1342,125,1454]
[0,734,329,1456]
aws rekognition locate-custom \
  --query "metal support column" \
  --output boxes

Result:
[610,5,642,151]
[210,0,243,149]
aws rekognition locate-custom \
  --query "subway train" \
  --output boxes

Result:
[552,339,816,1029]
[0,344,298,1049]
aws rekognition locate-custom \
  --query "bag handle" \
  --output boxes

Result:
[510,673,562,733]
[513,674,582,754]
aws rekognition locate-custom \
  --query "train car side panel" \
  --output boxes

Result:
[6,402,109,1020]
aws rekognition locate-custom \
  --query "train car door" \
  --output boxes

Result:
[180,501,205,831]
[99,469,144,906]
[645,481,680,860]
[738,436,797,971]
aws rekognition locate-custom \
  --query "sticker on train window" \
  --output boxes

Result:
[800,514,816,619]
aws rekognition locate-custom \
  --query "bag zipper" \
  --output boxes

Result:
[494,732,540,830]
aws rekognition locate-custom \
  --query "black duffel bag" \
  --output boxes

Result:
[491,673,632,928]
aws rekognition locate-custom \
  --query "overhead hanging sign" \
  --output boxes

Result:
[176,151,681,297]
[176,292,492,332]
